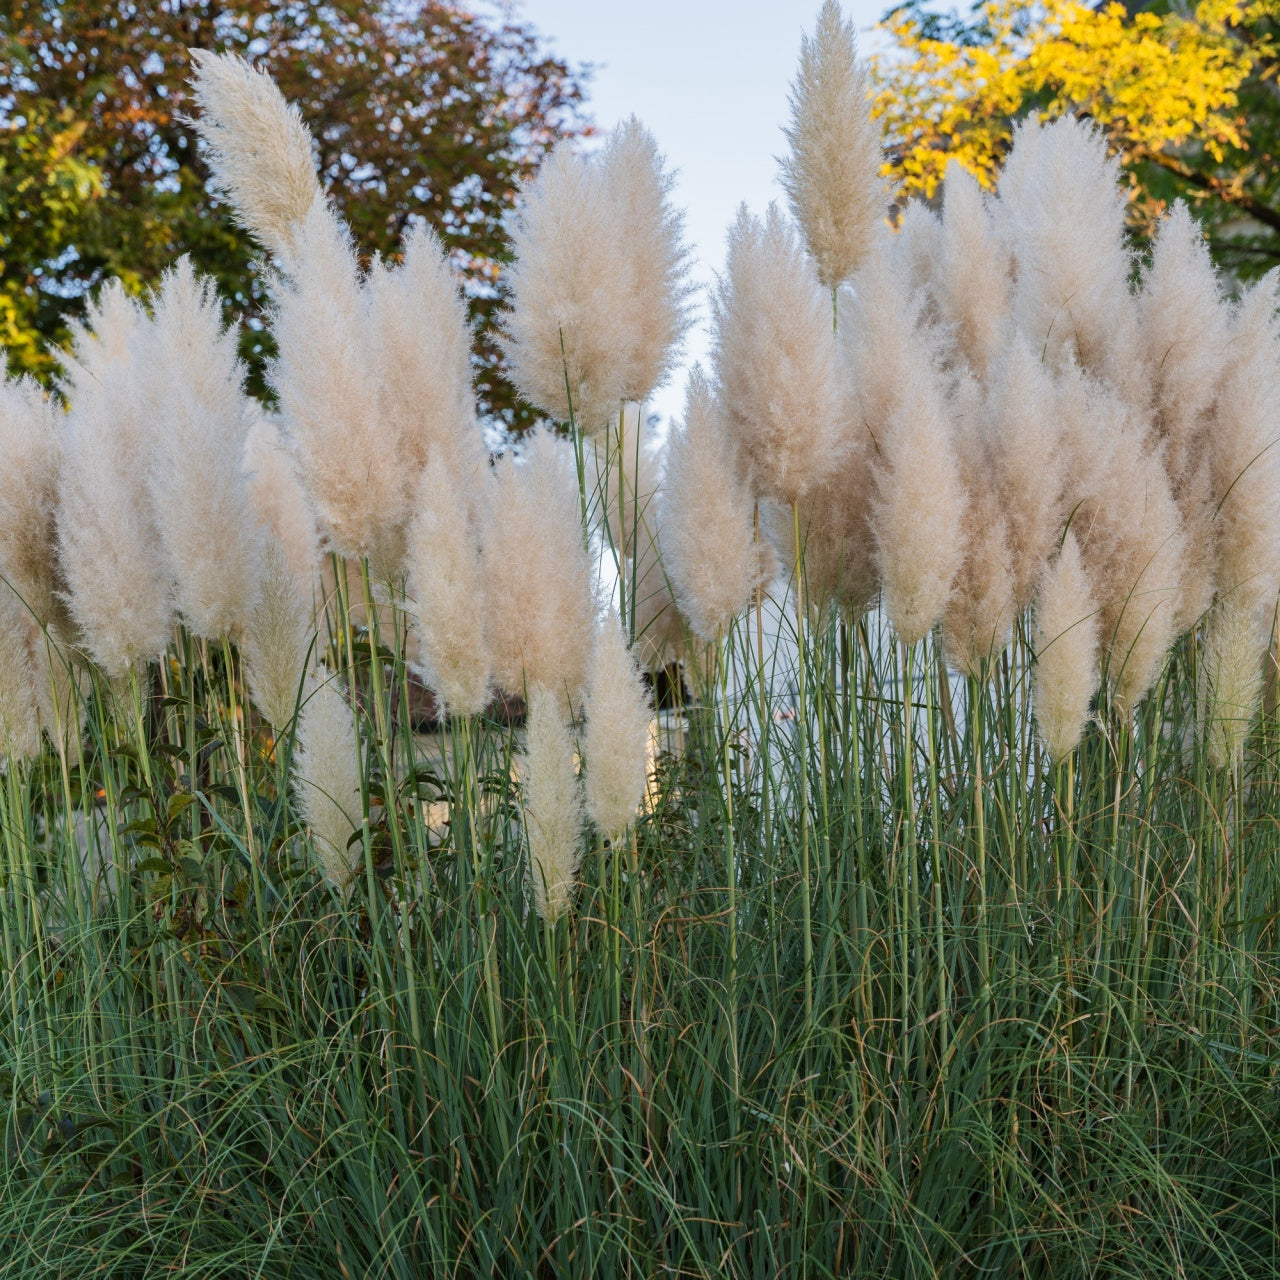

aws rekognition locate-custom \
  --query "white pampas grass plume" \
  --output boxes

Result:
[997,116,1141,400]
[480,430,597,705]
[583,614,652,841]
[1032,534,1099,761]
[937,163,1013,381]
[293,672,364,894]
[890,201,944,299]
[522,683,585,923]
[601,120,695,407]
[1199,599,1265,770]
[242,408,321,589]
[987,339,1065,608]
[502,122,691,433]
[1138,203,1228,490]
[846,238,966,644]
[0,585,43,763]
[136,259,263,639]
[662,367,773,642]
[942,411,1017,676]
[188,50,320,263]
[1135,208,1225,636]
[365,223,488,487]
[57,292,176,677]
[61,281,141,395]
[712,204,846,505]
[406,453,492,720]
[270,198,406,569]
[1211,273,1280,633]
[1070,390,1187,713]
[241,539,316,731]
[0,362,68,634]
[772,360,878,619]
[780,0,883,289]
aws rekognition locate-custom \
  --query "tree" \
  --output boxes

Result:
[0,0,589,423]
[873,0,1280,278]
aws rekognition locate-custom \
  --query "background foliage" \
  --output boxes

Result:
[874,0,1280,279]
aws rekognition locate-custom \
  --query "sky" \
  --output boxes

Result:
[508,0,890,427]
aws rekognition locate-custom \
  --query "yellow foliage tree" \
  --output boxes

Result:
[873,0,1279,273]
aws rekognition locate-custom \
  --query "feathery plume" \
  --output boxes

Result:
[583,614,652,841]
[937,162,1013,381]
[1211,272,1280,636]
[890,200,943,300]
[1138,203,1228,483]
[523,683,585,923]
[57,290,176,677]
[241,539,316,731]
[136,259,263,639]
[780,0,883,289]
[270,198,406,570]
[480,430,597,705]
[846,235,966,644]
[997,116,1142,402]
[986,339,1065,609]
[242,407,321,590]
[773,365,878,619]
[1069,387,1186,713]
[662,367,773,642]
[600,120,695,406]
[942,407,1017,675]
[1135,209,1225,634]
[712,204,846,504]
[0,584,43,764]
[61,280,141,395]
[293,672,364,894]
[502,122,691,433]
[365,222,488,488]
[188,50,320,263]
[0,362,69,635]
[1032,533,1099,761]
[406,453,493,720]
[1199,599,1265,770]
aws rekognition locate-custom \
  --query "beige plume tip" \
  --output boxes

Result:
[188,49,321,262]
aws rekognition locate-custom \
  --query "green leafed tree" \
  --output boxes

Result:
[0,0,589,425]
[873,0,1280,279]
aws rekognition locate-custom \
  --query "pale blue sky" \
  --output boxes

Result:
[510,0,890,426]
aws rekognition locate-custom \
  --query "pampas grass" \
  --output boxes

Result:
[0,361,68,635]
[56,288,176,677]
[188,49,320,263]
[481,429,597,705]
[583,614,652,841]
[0,583,43,763]
[501,121,691,434]
[712,204,846,505]
[6,24,1280,1280]
[662,367,772,642]
[292,670,364,892]
[523,683,584,922]
[406,454,493,720]
[269,198,407,570]
[1032,532,1099,760]
[136,259,263,640]
[780,0,883,290]
[241,539,316,731]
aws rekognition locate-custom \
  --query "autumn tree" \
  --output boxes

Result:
[0,0,589,424]
[873,0,1279,277]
